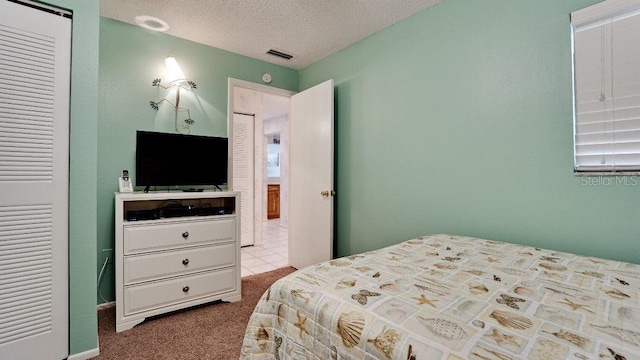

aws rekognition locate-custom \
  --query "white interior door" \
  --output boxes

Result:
[0,1,70,359]
[289,79,334,269]
[232,113,255,246]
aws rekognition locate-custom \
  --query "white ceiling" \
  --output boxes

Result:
[99,0,442,70]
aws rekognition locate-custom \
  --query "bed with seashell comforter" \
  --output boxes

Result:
[240,234,640,360]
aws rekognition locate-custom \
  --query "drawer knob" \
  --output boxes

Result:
[182,286,190,293]
[182,258,189,266]
[182,231,189,238]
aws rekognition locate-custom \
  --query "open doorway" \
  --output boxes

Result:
[227,79,294,277]
[229,78,335,275]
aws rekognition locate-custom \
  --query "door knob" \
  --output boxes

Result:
[321,190,336,198]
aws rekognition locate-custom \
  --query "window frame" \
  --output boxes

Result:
[571,0,640,175]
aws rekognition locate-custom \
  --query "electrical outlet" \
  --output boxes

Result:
[102,248,113,265]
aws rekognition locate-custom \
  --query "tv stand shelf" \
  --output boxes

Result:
[114,191,241,332]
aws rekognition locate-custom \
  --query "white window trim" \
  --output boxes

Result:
[571,0,640,174]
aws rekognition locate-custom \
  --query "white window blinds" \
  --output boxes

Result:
[572,0,640,172]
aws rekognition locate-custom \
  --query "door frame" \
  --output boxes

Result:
[227,78,295,246]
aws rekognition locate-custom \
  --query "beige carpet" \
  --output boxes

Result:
[94,267,296,359]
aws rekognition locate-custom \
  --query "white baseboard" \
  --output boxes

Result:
[67,347,99,360]
[97,301,115,311]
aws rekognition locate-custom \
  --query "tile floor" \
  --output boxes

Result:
[241,219,289,277]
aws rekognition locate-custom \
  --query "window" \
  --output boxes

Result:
[572,0,640,173]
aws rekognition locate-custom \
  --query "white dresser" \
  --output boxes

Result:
[114,191,241,332]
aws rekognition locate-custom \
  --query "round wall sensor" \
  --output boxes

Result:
[262,73,272,84]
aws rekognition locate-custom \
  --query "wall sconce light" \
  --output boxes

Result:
[150,56,197,134]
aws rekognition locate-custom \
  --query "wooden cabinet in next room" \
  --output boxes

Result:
[267,184,280,219]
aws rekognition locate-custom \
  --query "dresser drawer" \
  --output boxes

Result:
[123,218,235,254]
[124,268,236,316]
[123,243,236,285]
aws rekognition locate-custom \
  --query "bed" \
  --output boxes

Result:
[240,234,640,359]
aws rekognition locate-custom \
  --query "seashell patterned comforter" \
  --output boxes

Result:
[240,234,640,359]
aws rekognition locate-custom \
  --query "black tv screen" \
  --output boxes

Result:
[136,131,228,187]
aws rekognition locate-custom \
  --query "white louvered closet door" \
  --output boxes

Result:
[0,1,71,360]
[232,113,255,247]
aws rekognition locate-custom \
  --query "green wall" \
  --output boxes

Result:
[42,0,100,356]
[97,0,640,316]
[97,18,298,303]
[300,0,640,265]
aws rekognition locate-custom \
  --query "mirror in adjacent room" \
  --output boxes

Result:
[267,135,281,179]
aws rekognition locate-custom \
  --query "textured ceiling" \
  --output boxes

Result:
[99,0,442,70]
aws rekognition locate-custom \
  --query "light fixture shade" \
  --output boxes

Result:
[164,56,186,84]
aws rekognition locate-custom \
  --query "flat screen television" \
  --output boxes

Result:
[136,131,228,189]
